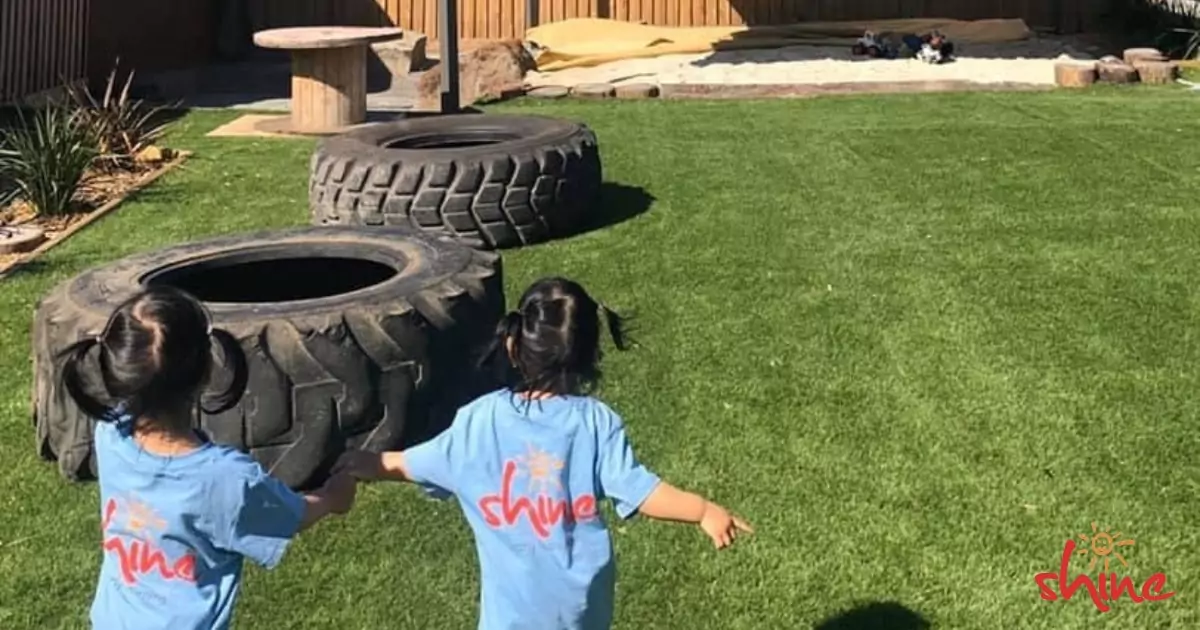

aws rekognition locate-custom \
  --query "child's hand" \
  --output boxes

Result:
[699,501,753,549]
[324,472,357,515]
[334,449,384,481]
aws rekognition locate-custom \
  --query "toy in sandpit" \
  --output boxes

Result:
[851,30,955,65]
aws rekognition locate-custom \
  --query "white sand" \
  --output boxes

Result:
[527,39,1094,88]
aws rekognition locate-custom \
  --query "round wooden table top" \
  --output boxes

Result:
[253,27,404,50]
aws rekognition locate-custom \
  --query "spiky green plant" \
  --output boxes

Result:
[64,63,177,172]
[0,106,96,216]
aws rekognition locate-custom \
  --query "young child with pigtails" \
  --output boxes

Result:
[337,276,753,629]
[58,286,356,629]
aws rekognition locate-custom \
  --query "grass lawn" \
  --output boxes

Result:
[2,89,1199,629]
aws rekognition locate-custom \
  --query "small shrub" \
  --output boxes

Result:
[64,63,176,172]
[1116,0,1200,58]
[0,106,97,216]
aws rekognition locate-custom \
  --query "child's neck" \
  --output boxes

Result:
[133,416,203,456]
[518,389,555,401]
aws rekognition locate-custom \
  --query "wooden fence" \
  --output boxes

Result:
[0,0,89,103]
[87,0,215,86]
[246,0,1099,41]
[0,0,1116,102]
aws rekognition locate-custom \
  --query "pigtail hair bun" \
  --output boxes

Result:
[59,336,113,420]
[475,311,523,370]
[200,327,249,414]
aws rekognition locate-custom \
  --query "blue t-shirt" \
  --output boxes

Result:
[405,390,662,630]
[89,420,306,630]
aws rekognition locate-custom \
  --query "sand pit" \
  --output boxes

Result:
[527,38,1095,91]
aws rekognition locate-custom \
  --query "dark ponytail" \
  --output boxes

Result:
[600,303,629,352]
[476,310,524,371]
[57,286,250,430]
[481,277,632,399]
[61,336,112,420]
[199,327,249,414]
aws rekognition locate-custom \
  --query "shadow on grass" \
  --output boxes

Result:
[569,182,655,240]
[816,601,930,630]
[0,258,52,282]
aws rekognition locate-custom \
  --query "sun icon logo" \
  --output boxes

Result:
[123,496,166,535]
[516,444,564,495]
[1076,522,1135,573]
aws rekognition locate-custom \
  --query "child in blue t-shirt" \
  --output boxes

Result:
[337,276,752,629]
[58,286,356,630]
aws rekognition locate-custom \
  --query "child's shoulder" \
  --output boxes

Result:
[200,440,270,480]
[456,389,620,424]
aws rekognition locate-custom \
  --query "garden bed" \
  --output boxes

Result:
[0,150,188,277]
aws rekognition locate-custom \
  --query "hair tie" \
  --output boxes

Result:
[104,401,136,436]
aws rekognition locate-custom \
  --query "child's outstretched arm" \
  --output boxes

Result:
[639,483,753,549]
[595,408,752,550]
[335,430,459,500]
[335,450,414,483]
[298,472,357,532]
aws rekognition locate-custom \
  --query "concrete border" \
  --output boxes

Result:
[659,81,1054,99]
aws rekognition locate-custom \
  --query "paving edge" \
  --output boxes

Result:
[658,81,1055,99]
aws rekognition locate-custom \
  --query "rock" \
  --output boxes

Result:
[1132,60,1178,85]
[370,31,428,92]
[475,84,526,104]
[1055,61,1097,88]
[528,85,569,99]
[1097,61,1139,84]
[134,146,165,163]
[416,40,536,110]
[614,83,660,99]
[572,83,615,99]
[1123,47,1167,65]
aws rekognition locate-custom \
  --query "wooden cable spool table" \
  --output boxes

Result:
[253,27,404,135]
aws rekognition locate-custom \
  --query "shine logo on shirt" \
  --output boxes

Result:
[101,496,197,585]
[479,445,598,539]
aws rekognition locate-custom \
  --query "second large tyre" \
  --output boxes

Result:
[32,227,503,489]
[309,114,602,250]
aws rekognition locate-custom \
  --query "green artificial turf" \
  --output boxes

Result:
[1,89,1199,629]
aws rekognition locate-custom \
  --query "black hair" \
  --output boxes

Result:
[59,285,248,430]
[479,277,629,398]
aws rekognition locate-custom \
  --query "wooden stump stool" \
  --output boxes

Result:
[1098,60,1139,84]
[1133,60,1179,85]
[572,83,616,99]
[1055,61,1098,88]
[254,27,404,135]
[1123,47,1167,66]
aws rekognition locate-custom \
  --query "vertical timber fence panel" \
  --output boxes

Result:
[1,0,88,103]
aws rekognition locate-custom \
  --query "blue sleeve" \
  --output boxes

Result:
[402,420,460,500]
[215,456,306,569]
[596,407,661,520]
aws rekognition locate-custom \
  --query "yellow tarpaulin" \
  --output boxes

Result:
[527,18,1034,71]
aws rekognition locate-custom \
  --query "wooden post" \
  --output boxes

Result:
[439,0,460,113]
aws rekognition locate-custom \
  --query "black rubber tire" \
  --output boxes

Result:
[32,226,503,489]
[309,114,602,250]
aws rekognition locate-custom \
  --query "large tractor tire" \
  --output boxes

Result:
[32,226,503,489]
[309,114,602,250]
